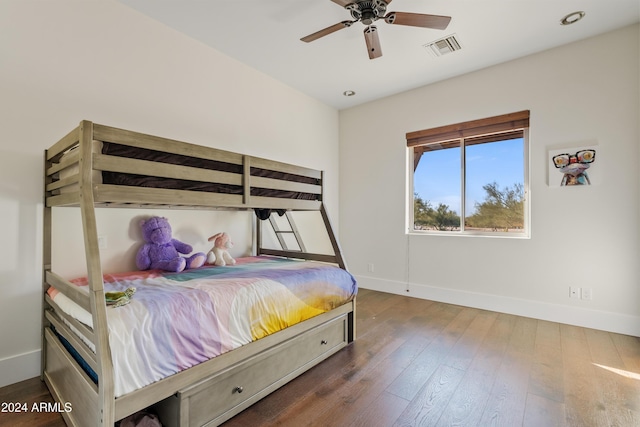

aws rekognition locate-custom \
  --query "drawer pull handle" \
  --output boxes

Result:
[321,340,328,345]
[233,386,244,394]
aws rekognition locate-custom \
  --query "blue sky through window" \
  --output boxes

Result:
[414,138,524,216]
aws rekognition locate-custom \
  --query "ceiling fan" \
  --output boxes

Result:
[300,0,451,59]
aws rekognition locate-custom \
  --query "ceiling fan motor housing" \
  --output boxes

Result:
[347,1,388,25]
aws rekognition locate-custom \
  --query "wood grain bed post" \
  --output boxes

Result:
[253,209,259,256]
[318,204,355,342]
[41,149,53,380]
[318,189,347,271]
[243,155,251,206]
[78,120,115,426]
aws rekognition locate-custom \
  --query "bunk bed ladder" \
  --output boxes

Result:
[268,212,306,253]
[256,206,348,271]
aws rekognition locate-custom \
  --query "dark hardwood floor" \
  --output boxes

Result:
[2,288,639,426]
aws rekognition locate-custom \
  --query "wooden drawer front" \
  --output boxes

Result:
[184,315,347,427]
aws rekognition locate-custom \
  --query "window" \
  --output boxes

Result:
[407,111,529,236]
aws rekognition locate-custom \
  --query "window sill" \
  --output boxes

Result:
[408,230,530,239]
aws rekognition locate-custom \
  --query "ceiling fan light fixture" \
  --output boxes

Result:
[560,11,585,26]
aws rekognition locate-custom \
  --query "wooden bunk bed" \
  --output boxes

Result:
[43,120,356,427]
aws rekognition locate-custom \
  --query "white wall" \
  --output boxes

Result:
[0,0,339,387]
[339,24,640,336]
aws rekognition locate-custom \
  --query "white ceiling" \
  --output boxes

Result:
[117,0,639,110]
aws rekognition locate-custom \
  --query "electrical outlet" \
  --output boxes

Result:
[569,286,580,299]
[581,288,593,301]
[367,263,375,273]
[98,235,107,250]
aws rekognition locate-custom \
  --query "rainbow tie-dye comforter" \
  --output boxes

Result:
[48,256,357,397]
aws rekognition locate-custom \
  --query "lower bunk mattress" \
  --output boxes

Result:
[46,256,357,397]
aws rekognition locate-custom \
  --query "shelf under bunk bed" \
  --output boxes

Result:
[42,121,356,427]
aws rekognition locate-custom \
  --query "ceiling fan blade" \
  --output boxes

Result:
[301,21,354,42]
[331,0,352,7]
[385,12,451,30]
[364,26,382,59]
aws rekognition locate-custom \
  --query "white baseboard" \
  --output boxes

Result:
[0,349,41,388]
[356,275,640,337]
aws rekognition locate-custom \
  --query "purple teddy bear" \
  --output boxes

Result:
[136,216,205,272]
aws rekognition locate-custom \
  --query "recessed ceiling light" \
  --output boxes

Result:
[343,90,356,97]
[560,11,585,25]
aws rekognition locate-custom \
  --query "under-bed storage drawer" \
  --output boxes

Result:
[156,313,348,427]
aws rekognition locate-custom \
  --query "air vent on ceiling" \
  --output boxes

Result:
[424,34,462,57]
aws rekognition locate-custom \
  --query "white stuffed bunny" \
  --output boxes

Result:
[206,232,236,266]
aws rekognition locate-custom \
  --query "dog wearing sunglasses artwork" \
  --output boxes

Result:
[552,149,596,186]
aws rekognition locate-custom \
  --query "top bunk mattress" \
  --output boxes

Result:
[47,256,357,397]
